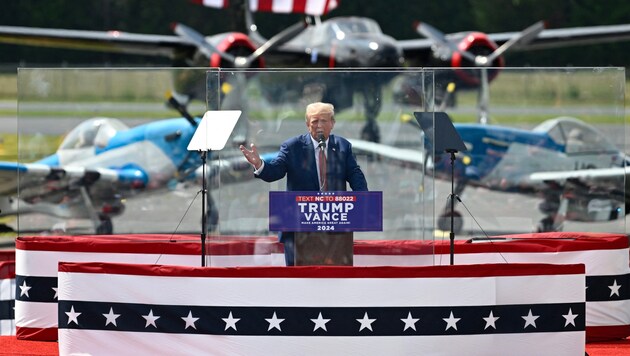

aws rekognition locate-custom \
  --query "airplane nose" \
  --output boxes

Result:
[372,42,404,67]
[362,37,404,67]
[333,36,404,68]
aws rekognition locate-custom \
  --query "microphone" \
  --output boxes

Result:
[317,132,326,149]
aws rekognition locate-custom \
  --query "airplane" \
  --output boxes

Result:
[1,1,630,140]
[0,110,277,235]
[348,114,630,234]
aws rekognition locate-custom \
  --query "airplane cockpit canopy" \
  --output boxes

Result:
[534,117,617,154]
[59,117,129,150]
[310,17,383,44]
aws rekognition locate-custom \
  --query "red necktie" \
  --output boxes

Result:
[319,147,327,191]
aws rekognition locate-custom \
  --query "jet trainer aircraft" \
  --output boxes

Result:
[349,115,630,234]
[1,1,630,140]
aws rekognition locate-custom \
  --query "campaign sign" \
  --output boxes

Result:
[269,191,383,232]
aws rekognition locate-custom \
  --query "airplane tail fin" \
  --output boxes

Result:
[195,0,337,45]
[194,0,338,15]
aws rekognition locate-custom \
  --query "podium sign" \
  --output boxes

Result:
[269,191,383,232]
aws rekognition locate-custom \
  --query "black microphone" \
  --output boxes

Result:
[317,132,326,149]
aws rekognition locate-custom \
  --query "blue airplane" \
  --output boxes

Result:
[349,115,630,233]
[0,113,276,234]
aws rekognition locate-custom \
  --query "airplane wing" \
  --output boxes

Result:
[528,166,630,224]
[0,161,147,198]
[529,166,630,182]
[488,24,630,51]
[349,137,630,198]
[0,26,196,60]
[195,152,280,186]
[398,23,630,55]
[349,139,425,169]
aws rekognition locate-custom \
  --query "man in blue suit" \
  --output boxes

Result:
[240,102,368,265]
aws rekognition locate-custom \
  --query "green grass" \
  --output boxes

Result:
[0,133,62,162]
[0,69,627,126]
[0,74,17,100]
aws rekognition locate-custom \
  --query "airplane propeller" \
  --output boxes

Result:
[173,23,237,64]
[173,21,307,68]
[415,21,545,124]
[485,21,545,64]
[166,91,197,127]
[241,20,308,67]
[414,22,476,62]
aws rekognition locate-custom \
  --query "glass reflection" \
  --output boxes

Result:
[9,67,626,249]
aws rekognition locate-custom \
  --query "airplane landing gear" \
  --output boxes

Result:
[207,194,219,232]
[438,210,463,234]
[537,184,564,232]
[360,82,382,143]
[80,186,122,235]
[536,216,557,233]
[96,214,113,235]
[360,119,380,143]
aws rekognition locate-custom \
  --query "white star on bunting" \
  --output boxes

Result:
[182,311,199,330]
[52,287,58,299]
[142,309,160,328]
[401,311,419,331]
[19,281,31,298]
[356,312,376,332]
[483,311,499,330]
[66,306,81,325]
[609,279,622,297]
[311,312,331,332]
[223,311,240,331]
[443,311,460,331]
[103,307,121,327]
[563,308,578,327]
[522,309,539,329]
[265,312,284,331]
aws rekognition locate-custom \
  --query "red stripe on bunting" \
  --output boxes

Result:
[0,250,14,262]
[58,261,585,279]
[16,235,280,255]
[0,261,14,279]
[16,327,57,341]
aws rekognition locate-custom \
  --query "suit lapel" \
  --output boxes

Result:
[300,134,319,189]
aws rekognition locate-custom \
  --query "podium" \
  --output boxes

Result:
[269,191,382,266]
[294,232,354,266]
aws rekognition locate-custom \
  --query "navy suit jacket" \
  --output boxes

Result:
[256,133,368,243]
[256,133,368,192]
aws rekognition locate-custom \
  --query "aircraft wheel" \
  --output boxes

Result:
[96,216,113,235]
[360,121,380,143]
[361,81,382,117]
[536,216,558,233]
[424,153,434,176]
[206,205,219,233]
[437,211,463,234]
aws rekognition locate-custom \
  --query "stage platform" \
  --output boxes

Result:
[2,232,629,354]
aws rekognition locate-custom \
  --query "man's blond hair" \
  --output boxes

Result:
[305,102,335,122]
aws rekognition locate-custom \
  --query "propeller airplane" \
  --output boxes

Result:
[349,114,630,234]
[1,0,630,139]
[0,112,276,235]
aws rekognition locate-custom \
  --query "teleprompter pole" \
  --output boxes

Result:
[200,150,208,267]
[447,149,457,266]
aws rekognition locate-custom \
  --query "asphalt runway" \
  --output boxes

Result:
[2,112,627,243]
